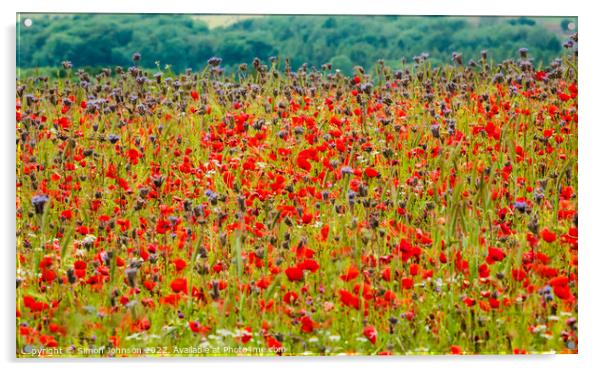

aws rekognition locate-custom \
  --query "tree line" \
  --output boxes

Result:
[17,14,575,75]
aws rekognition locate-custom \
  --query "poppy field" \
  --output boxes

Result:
[16,45,578,356]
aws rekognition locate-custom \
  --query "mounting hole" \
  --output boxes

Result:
[23,18,32,27]
[568,22,575,31]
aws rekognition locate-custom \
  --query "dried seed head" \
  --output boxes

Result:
[452,52,463,65]
[125,267,137,288]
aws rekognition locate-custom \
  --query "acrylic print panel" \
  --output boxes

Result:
[15,13,578,358]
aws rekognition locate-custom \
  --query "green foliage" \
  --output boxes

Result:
[18,14,576,74]
[18,14,211,72]
[329,55,354,73]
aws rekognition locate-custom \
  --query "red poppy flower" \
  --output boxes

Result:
[298,259,320,272]
[463,297,476,307]
[296,154,312,172]
[364,167,380,178]
[127,148,141,165]
[478,263,490,278]
[173,258,187,272]
[76,225,91,235]
[41,269,56,283]
[265,336,283,353]
[300,316,317,333]
[301,212,313,224]
[143,280,156,291]
[363,325,377,344]
[512,268,527,281]
[553,285,574,301]
[548,276,569,287]
[320,225,330,240]
[486,247,506,264]
[401,277,414,290]
[339,289,360,310]
[450,345,463,355]
[541,228,557,243]
[155,218,171,234]
[170,278,188,294]
[239,327,253,344]
[285,266,304,282]
[283,291,299,305]
[340,264,360,281]
[409,263,419,276]
[189,321,210,335]
[381,267,391,281]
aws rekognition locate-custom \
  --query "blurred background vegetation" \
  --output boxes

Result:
[17,14,577,76]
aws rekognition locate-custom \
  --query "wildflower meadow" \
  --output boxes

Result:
[16,27,578,357]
